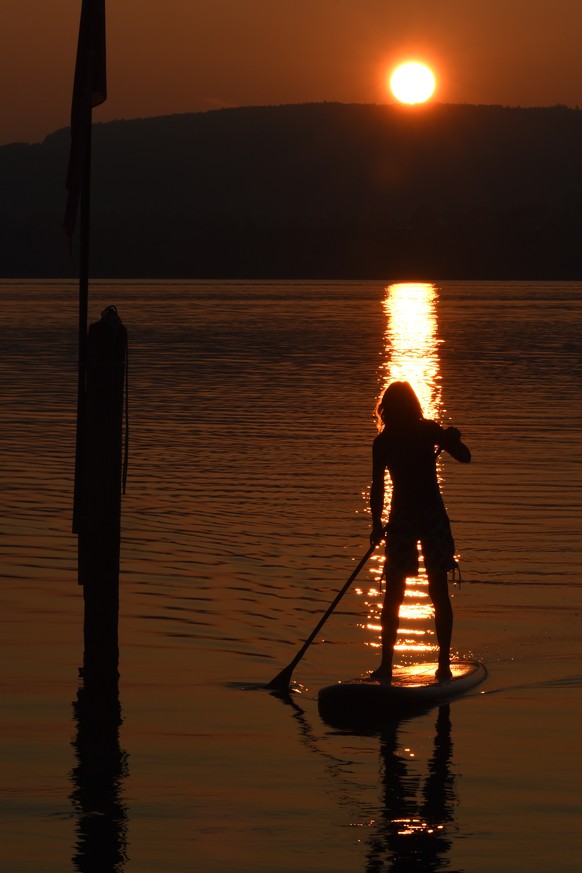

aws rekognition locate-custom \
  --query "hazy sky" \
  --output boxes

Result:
[3,0,582,145]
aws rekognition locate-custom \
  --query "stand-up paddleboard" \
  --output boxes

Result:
[318,660,487,726]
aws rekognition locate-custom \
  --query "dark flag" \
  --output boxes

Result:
[64,0,107,238]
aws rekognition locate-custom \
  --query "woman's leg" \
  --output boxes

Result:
[371,576,406,678]
[428,570,453,678]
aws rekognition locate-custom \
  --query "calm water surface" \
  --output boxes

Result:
[1,280,582,872]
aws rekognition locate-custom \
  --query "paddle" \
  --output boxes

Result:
[267,540,379,691]
[267,445,447,691]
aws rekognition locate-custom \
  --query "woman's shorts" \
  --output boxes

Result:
[384,508,457,580]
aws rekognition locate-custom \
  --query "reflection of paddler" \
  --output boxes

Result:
[369,382,471,681]
[366,705,455,873]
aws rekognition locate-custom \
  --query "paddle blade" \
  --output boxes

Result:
[266,664,294,691]
[266,542,378,691]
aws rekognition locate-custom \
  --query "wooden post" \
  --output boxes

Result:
[71,119,92,538]
[78,305,127,689]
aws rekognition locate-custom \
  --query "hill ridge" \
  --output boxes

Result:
[1,102,581,278]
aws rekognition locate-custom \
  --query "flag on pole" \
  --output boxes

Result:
[64,0,107,238]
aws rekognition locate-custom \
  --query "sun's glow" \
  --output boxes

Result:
[390,62,436,105]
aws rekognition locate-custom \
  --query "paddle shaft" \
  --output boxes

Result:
[267,541,377,690]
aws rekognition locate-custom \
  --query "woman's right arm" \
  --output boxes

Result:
[370,439,386,544]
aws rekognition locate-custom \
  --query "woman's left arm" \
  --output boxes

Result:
[439,425,472,463]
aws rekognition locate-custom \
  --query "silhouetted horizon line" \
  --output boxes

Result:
[1,99,581,149]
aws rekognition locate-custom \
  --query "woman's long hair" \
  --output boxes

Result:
[375,381,423,430]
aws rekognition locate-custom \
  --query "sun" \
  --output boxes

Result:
[389,62,436,105]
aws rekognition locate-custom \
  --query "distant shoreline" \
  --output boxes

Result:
[2,102,582,280]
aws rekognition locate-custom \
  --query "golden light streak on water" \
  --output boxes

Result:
[362,282,444,662]
[380,282,442,419]
[394,819,445,837]
[399,603,434,621]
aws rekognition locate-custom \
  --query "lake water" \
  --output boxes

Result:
[1,279,582,872]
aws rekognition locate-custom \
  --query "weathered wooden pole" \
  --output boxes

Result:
[66,0,108,541]
[71,117,92,539]
[77,306,127,688]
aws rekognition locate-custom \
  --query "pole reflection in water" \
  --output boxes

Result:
[70,679,129,872]
[358,282,446,664]
[365,706,457,873]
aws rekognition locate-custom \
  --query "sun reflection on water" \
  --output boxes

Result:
[361,282,445,663]
[380,281,442,418]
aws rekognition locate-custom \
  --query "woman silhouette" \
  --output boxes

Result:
[369,382,471,680]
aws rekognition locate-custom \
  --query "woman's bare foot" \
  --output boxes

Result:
[369,666,392,680]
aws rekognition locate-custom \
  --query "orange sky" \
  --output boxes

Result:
[3,0,582,145]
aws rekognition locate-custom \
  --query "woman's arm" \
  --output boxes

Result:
[439,426,471,463]
[370,439,387,544]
